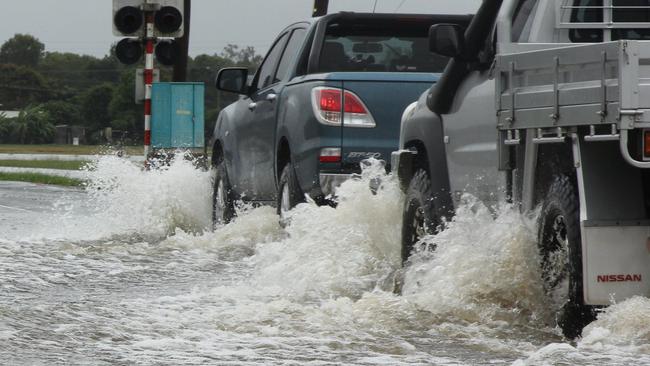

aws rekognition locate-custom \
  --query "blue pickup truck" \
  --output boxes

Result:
[211,12,471,224]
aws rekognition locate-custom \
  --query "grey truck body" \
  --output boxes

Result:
[393,0,650,307]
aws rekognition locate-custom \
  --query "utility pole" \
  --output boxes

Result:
[313,0,329,17]
[173,0,190,82]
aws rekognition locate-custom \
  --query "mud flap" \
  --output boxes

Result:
[573,135,650,305]
[391,150,416,191]
[582,224,650,305]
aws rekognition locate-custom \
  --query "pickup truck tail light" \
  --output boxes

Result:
[644,130,650,160]
[311,87,376,128]
[319,147,341,163]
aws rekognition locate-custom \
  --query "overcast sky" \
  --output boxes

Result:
[0,0,480,58]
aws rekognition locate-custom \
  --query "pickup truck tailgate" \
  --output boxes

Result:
[338,72,438,168]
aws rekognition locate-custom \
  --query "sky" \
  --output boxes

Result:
[0,0,480,58]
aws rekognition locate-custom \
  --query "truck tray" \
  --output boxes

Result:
[496,40,650,130]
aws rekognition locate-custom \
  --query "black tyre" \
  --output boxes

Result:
[277,163,305,219]
[212,161,236,226]
[538,175,595,339]
[401,169,439,264]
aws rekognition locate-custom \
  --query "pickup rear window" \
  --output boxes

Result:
[318,18,450,73]
[570,0,650,42]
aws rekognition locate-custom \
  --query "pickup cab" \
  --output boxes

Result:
[393,0,650,338]
[210,12,471,224]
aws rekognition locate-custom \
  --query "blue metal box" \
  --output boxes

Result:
[151,82,205,149]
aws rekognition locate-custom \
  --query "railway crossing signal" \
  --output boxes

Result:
[115,39,142,65]
[154,39,179,66]
[113,2,144,36]
[113,0,184,38]
[112,0,185,156]
[155,4,184,37]
[112,0,185,65]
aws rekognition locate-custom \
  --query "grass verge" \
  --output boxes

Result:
[0,160,90,170]
[0,144,143,155]
[0,172,84,187]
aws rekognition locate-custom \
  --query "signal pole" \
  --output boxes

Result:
[143,10,155,157]
[173,0,190,82]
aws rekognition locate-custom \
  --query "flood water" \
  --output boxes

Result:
[2,156,650,365]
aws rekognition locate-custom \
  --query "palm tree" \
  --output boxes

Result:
[8,105,55,144]
[7,110,29,144]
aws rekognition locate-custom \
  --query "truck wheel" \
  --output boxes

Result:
[538,175,595,339]
[401,169,439,264]
[212,161,236,226]
[277,163,304,220]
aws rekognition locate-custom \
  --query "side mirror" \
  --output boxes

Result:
[216,67,249,94]
[429,24,465,59]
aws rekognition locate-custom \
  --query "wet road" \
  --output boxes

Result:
[0,182,86,241]
[2,157,650,365]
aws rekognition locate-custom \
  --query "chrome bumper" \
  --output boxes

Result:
[319,173,354,197]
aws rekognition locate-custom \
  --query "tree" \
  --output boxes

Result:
[6,105,55,144]
[0,64,52,109]
[108,71,141,138]
[41,100,82,126]
[220,44,263,68]
[188,54,232,112]
[0,36,267,145]
[0,34,45,67]
[79,83,115,133]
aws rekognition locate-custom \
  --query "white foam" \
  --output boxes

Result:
[250,160,403,299]
[402,194,550,327]
[8,154,650,364]
[579,297,650,353]
[40,155,213,241]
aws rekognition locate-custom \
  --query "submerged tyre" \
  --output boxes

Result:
[401,169,439,264]
[538,175,595,339]
[212,161,236,226]
[277,163,304,220]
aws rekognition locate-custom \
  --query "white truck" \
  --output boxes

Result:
[392,0,650,338]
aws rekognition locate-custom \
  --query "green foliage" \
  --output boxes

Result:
[0,33,264,145]
[5,105,55,144]
[0,172,83,186]
[41,100,83,126]
[0,64,52,109]
[187,46,263,113]
[79,83,115,133]
[221,44,264,67]
[39,52,123,92]
[108,71,141,139]
[0,34,44,67]
[0,159,89,170]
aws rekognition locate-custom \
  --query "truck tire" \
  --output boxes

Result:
[538,175,595,339]
[212,161,236,226]
[401,169,439,264]
[277,163,304,220]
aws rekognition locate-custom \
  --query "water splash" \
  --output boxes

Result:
[43,155,213,241]
[9,153,650,364]
[577,297,650,356]
[250,159,403,299]
[402,194,550,327]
